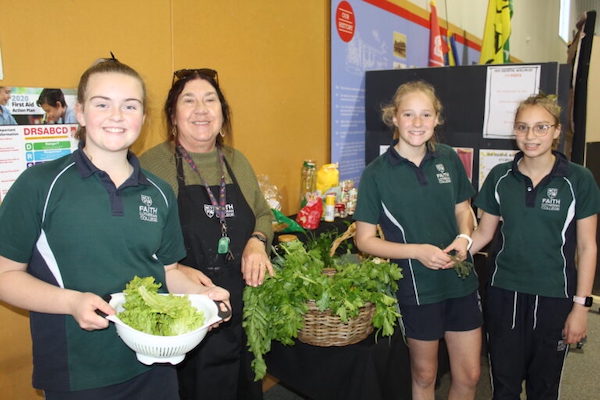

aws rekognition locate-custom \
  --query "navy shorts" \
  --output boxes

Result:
[44,366,179,400]
[399,291,483,340]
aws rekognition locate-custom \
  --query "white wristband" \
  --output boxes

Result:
[456,234,473,250]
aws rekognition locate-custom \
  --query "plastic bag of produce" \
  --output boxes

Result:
[296,196,323,229]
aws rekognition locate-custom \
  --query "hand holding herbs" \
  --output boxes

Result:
[242,236,402,380]
[118,276,205,336]
[448,252,474,278]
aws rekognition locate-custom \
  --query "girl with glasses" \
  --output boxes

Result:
[471,93,600,399]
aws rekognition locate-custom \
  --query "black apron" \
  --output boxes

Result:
[175,152,261,400]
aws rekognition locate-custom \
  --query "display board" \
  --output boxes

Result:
[364,62,569,190]
[331,0,481,184]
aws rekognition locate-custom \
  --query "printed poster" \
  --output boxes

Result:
[0,87,78,200]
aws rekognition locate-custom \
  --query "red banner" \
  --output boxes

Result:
[428,1,446,67]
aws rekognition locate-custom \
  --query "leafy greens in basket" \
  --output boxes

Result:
[118,276,205,336]
[243,237,402,380]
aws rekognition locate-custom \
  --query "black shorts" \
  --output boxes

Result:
[44,366,179,400]
[399,291,482,340]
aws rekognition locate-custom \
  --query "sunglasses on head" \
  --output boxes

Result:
[172,68,219,85]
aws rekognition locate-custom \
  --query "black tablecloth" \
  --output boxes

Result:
[265,329,412,400]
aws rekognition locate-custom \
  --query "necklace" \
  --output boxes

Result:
[176,144,233,259]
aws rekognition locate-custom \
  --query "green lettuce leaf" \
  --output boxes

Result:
[118,276,205,336]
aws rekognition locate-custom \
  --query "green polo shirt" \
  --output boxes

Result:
[474,151,600,298]
[0,148,186,391]
[354,142,477,305]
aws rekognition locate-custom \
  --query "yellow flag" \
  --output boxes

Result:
[479,0,512,64]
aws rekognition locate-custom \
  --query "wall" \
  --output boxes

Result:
[168,0,330,214]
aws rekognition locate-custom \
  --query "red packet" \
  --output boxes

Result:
[296,197,323,229]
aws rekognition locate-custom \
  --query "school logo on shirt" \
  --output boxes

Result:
[435,163,451,184]
[204,204,235,218]
[541,188,560,211]
[139,195,158,222]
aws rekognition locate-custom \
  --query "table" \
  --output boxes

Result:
[265,329,412,400]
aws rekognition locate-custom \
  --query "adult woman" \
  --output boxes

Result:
[140,68,273,400]
[471,94,599,399]
[354,80,481,400]
[0,58,229,399]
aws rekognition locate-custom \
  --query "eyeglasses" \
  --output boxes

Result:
[513,123,557,137]
[172,68,219,85]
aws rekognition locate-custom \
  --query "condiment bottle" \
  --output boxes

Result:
[324,193,336,222]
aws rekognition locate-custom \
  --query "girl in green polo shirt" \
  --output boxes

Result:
[355,80,481,400]
[0,58,230,399]
[471,93,599,399]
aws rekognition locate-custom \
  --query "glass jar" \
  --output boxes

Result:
[300,160,316,208]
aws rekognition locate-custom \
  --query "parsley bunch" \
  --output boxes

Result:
[243,238,402,380]
[448,253,474,279]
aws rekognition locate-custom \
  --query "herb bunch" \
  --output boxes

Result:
[448,253,474,278]
[243,238,402,380]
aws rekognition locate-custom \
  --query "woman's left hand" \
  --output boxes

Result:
[241,238,274,287]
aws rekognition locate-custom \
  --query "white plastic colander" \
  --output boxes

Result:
[106,292,229,365]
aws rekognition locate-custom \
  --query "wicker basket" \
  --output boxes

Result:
[298,300,375,346]
[296,222,383,347]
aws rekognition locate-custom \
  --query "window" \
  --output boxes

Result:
[559,0,571,43]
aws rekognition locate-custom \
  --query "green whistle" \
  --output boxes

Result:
[217,236,230,254]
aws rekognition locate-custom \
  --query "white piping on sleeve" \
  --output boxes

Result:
[42,162,75,223]
[146,178,170,207]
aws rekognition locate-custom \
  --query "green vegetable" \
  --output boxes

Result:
[448,253,474,279]
[243,237,402,380]
[118,276,205,336]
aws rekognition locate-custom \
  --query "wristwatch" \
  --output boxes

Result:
[250,233,268,248]
[456,234,473,250]
[573,295,593,307]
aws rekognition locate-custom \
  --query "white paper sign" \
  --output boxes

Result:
[478,149,519,190]
[483,65,541,139]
